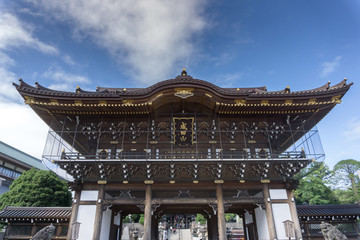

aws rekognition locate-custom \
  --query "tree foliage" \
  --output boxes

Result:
[196,214,206,224]
[0,168,72,210]
[333,159,360,202]
[295,162,338,205]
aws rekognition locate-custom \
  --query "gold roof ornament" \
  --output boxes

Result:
[285,86,290,94]
[181,68,187,76]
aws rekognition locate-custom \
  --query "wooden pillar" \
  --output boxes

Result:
[119,214,124,239]
[216,183,227,240]
[67,190,81,240]
[211,214,219,240]
[239,212,248,240]
[92,184,105,240]
[287,189,303,239]
[143,184,152,240]
[263,183,277,240]
[251,209,259,240]
[151,215,158,240]
[207,216,213,240]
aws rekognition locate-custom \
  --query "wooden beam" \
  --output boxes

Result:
[106,197,264,205]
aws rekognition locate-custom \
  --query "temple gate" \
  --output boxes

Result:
[15,70,352,240]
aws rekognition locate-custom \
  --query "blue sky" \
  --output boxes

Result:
[0,0,359,169]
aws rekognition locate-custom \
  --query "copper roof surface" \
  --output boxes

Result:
[297,204,360,216]
[0,206,71,219]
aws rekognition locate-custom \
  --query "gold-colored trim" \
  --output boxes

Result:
[174,88,194,99]
[24,96,35,104]
[214,180,224,184]
[144,180,154,184]
[98,100,107,106]
[261,179,270,183]
[74,100,82,106]
[193,180,199,184]
[284,100,293,105]
[97,180,107,184]
[156,93,163,98]
[308,99,317,104]
[122,100,133,106]
[234,99,246,105]
[261,100,269,106]
[173,117,194,146]
[169,180,176,184]
[239,180,246,183]
[123,180,129,184]
[50,99,59,105]
[205,93,212,98]
[331,95,342,104]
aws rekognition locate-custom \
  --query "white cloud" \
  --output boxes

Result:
[0,51,22,102]
[343,117,360,141]
[0,101,48,159]
[0,10,62,102]
[0,11,58,54]
[62,55,77,66]
[28,0,208,84]
[214,72,243,88]
[41,66,90,91]
[321,56,342,77]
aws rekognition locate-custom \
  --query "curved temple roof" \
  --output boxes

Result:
[14,73,352,100]
[13,72,352,130]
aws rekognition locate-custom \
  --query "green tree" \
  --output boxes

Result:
[225,213,236,222]
[0,168,71,209]
[333,189,357,204]
[195,214,206,224]
[295,162,338,205]
[333,159,360,202]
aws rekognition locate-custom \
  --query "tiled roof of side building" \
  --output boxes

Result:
[0,141,47,170]
[297,204,360,216]
[0,206,71,220]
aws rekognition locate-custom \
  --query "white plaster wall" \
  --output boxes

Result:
[80,190,98,201]
[255,207,269,240]
[269,189,288,200]
[272,203,294,240]
[114,213,121,225]
[100,208,112,240]
[244,211,253,224]
[77,205,96,240]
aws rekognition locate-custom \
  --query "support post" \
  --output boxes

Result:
[251,209,259,240]
[143,184,152,240]
[239,211,248,240]
[92,185,105,240]
[287,189,302,239]
[263,183,277,240]
[207,216,213,240]
[216,183,227,240]
[151,215,158,240]
[211,214,219,240]
[67,190,81,240]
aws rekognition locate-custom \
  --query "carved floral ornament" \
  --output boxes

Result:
[174,88,194,99]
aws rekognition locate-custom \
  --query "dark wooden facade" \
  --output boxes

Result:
[14,70,352,240]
